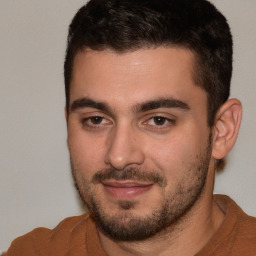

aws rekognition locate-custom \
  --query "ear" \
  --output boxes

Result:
[212,98,242,160]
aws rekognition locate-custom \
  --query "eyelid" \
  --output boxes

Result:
[143,116,176,125]
[140,113,176,131]
[140,111,176,122]
[78,110,111,118]
[80,112,113,129]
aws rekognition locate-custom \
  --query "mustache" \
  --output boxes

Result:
[92,167,167,187]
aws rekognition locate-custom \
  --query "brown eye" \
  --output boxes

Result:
[142,115,175,133]
[90,116,103,124]
[153,116,167,125]
[81,115,112,129]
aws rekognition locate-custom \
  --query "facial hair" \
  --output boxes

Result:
[71,136,212,242]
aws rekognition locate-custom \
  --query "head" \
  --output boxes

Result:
[65,0,241,242]
[65,0,233,127]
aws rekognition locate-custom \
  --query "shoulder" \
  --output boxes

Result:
[197,195,256,256]
[215,195,256,253]
[234,207,256,244]
[229,204,256,254]
[5,213,90,256]
[215,194,256,231]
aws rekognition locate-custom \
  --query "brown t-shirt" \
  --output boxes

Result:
[4,195,256,256]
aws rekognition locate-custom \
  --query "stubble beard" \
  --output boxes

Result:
[70,137,212,242]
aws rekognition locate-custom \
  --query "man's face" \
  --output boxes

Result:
[67,47,213,241]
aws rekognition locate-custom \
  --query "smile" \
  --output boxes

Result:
[102,181,153,200]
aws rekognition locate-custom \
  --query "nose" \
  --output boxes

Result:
[104,124,145,170]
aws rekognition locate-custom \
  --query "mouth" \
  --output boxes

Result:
[102,180,153,200]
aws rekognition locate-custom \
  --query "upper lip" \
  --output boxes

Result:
[102,180,153,188]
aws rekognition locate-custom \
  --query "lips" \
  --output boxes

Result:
[102,180,153,200]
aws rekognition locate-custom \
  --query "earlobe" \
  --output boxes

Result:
[212,99,242,160]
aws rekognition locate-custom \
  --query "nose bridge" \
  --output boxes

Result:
[104,122,145,170]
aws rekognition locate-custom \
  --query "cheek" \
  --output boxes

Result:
[68,129,106,174]
[146,129,204,176]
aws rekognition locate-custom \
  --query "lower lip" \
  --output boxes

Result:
[103,184,153,200]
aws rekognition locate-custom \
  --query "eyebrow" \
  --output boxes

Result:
[70,97,190,113]
[135,98,190,112]
[70,97,111,113]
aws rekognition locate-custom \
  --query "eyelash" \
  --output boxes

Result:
[81,115,112,129]
[80,115,176,131]
[143,116,176,130]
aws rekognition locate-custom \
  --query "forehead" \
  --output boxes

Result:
[70,47,206,111]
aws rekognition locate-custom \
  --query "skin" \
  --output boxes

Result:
[66,47,241,256]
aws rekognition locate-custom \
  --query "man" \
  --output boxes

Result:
[4,0,256,255]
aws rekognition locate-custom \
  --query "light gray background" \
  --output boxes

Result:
[0,0,255,251]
